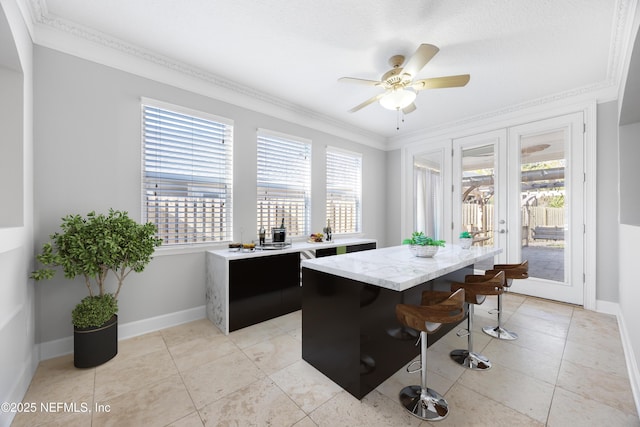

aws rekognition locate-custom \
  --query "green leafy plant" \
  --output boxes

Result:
[72,294,119,329]
[402,231,446,247]
[31,209,162,328]
[459,231,473,239]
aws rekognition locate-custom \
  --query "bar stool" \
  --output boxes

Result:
[449,271,505,370]
[482,261,529,340]
[396,288,465,421]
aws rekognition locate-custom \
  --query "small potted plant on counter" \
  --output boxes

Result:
[31,209,162,368]
[402,231,445,257]
[459,231,474,249]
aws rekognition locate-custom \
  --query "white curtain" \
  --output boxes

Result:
[414,165,442,239]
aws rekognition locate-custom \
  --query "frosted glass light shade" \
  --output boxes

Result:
[379,89,416,110]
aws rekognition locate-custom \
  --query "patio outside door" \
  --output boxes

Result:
[452,113,585,305]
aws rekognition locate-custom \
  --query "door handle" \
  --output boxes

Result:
[499,229,506,234]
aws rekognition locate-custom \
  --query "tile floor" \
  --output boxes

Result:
[12,293,640,426]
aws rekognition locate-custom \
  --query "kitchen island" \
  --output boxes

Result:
[206,238,376,334]
[301,244,501,399]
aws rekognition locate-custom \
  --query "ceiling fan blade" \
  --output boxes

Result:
[411,74,470,91]
[402,103,417,114]
[338,77,382,86]
[401,44,439,79]
[348,91,390,113]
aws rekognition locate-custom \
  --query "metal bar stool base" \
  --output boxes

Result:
[449,349,492,370]
[399,385,449,421]
[482,325,518,340]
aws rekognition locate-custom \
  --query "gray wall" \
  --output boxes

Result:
[595,101,620,302]
[33,46,387,343]
[619,122,640,225]
[385,149,402,246]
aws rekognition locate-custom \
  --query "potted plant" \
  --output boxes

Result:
[402,231,446,257]
[459,231,474,249]
[31,209,162,368]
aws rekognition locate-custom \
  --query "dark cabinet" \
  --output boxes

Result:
[227,242,376,332]
[229,252,300,331]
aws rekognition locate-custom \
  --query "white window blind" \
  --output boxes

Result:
[326,147,362,234]
[142,102,233,245]
[257,131,311,237]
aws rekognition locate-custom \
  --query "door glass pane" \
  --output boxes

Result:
[461,144,495,270]
[520,132,566,282]
[414,151,443,240]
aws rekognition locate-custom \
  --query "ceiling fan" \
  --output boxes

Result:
[339,44,470,114]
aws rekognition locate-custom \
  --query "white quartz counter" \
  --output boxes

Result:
[208,238,377,260]
[301,244,502,292]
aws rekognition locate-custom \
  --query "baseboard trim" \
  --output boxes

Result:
[596,299,640,418]
[39,305,206,361]
[616,304,640,418]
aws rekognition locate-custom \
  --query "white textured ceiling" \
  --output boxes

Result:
[28,0,634,140]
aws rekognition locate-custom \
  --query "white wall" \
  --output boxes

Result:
[618,122,640,407]
[33,46,388,347]
[0,1,35,427]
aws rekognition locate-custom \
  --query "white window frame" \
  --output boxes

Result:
[141,98,233,246]
[326,146,362,234]
[256,129,311,238]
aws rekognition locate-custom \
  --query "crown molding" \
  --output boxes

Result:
[21,0,386,150]
[19,0,637,151]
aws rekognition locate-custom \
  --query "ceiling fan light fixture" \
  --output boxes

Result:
[379,89,416,110]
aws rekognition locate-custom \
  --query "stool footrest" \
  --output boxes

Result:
[406,360,422,374]
[482,325,518,340]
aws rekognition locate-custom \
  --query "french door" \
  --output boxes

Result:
[449,113,585,305]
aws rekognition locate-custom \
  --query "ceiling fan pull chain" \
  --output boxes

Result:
[396,109,400,130]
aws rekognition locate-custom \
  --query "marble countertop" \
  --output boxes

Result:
[207,238,377,260]
[301,244,502,291]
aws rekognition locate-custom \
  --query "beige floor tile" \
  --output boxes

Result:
[504,311,570,340]
[515,298,574,324]
[499,325,566,360]
[458,362,555,423]
[15,296,639,426]
[200,377,306,426]
[309,390,422,427]
[242,333,301,375]
[293,416,319,427]
[376,358,454,405]
[482,338,562,384]
[12,354,95,427]
[117,331,167,359]
[556,359,637,415]
[166,411,205,427]
[267,309,302,333]
[10,404,93,427]
[94,347,178,401]
[91,374,195,427]
[563,338,628,377]
[168,334,238,373]
[424,347,468,383]
[548,387,640,427]
[160,319,223,348]
[228,320,286,349]
[270,360,342,413]
[434,383,544,426]
[181,349,265,409]
[567,319,624,353]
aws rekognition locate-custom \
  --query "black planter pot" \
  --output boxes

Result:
[73,315,118,368]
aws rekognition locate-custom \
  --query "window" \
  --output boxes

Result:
[142,100,233,245]
[326,147,362,234]
[257,130,311,238]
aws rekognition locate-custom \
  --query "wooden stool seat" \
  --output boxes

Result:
[483,261,529,340]
[449,271,505,370]
[395,289,465,421]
